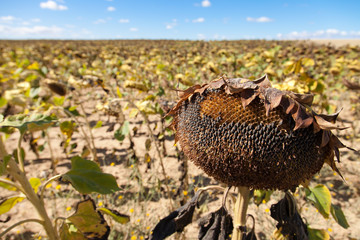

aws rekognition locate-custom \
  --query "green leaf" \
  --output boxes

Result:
[13,147,25,164]
[53,96,65,106]
[61,156,120,194]
[0,113,55,134]
[156,86,165,96]
[65,106,81,117]
[307,227,330,240]
[0,155,11,176]
[114,121,129,142]
[306,184,332,218]
[60,121,76,139]
[330,204,349,229]
[155,102,164,114]
[0,196,25,215]
[29,177,41,194]
[93,120,102,129]
[67,199,109,239]
[98,207,130,224]
[0,98,7,108]
[253,189,273,205]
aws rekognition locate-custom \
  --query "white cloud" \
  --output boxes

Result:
[197,33,206,40]
[213,34,226,40]
[165,19,177,29]
[40,0,68,10]
[0,16,16,22]
[201,0,211,7]
[192,17,205,23]
[119,19,129,23]
[65,24,75,28]
[31,18,41,23]
[94,19,106,24]
[246,16,273,23]
[326,29,339,35]
[107,6,116,11]
[277,28,360,39]
[0,24,63,37]
[130,27,138,32]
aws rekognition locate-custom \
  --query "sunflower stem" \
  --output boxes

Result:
[232,186,250,240]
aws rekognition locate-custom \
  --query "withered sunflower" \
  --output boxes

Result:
[168,75,349,191]
[45,79,67,96]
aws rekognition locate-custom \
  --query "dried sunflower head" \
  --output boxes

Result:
[45,79,67,96]
[168,75,349,191]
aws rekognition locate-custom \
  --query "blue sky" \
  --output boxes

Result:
[1,0,360,40]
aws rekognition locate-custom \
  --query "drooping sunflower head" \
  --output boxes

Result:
[168,75,349,191]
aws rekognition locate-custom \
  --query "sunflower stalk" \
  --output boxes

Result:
[6,152,59,240]
[232,186,250,240]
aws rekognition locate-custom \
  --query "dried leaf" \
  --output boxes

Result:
[149,190,202,240]
[279,97,297,115]
[198,206,233,240]
[208,76,226,89]
[288,92,314,106]
[314,109,341,124]
[45,79,67,96]
[224,78,258,94]
[343,79,360,90]
[292,105,314,130]
[177,84,203,99]
[253,74,271,88]
[60,222,87,240]
[324,154,343,179]
[241,89,258,109]
[314,114,347,131]
[320,131,331,148]
[270,193,308,240]
[264,88,285,115]
[66,198,110,240]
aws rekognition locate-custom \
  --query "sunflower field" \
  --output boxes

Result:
[0,39,359,239]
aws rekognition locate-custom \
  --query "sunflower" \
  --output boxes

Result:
[168,75,349,191]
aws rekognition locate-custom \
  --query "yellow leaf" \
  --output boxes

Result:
[27,61,40,70]
[129,108,139,118]
[116,87,123,98]
[301,58,315,67]
[0,197,25,215]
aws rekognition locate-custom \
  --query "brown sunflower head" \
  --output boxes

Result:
[168,75,349,191]
[45,79,67,96]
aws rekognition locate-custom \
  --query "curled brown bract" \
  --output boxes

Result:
[168,74,352,179]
